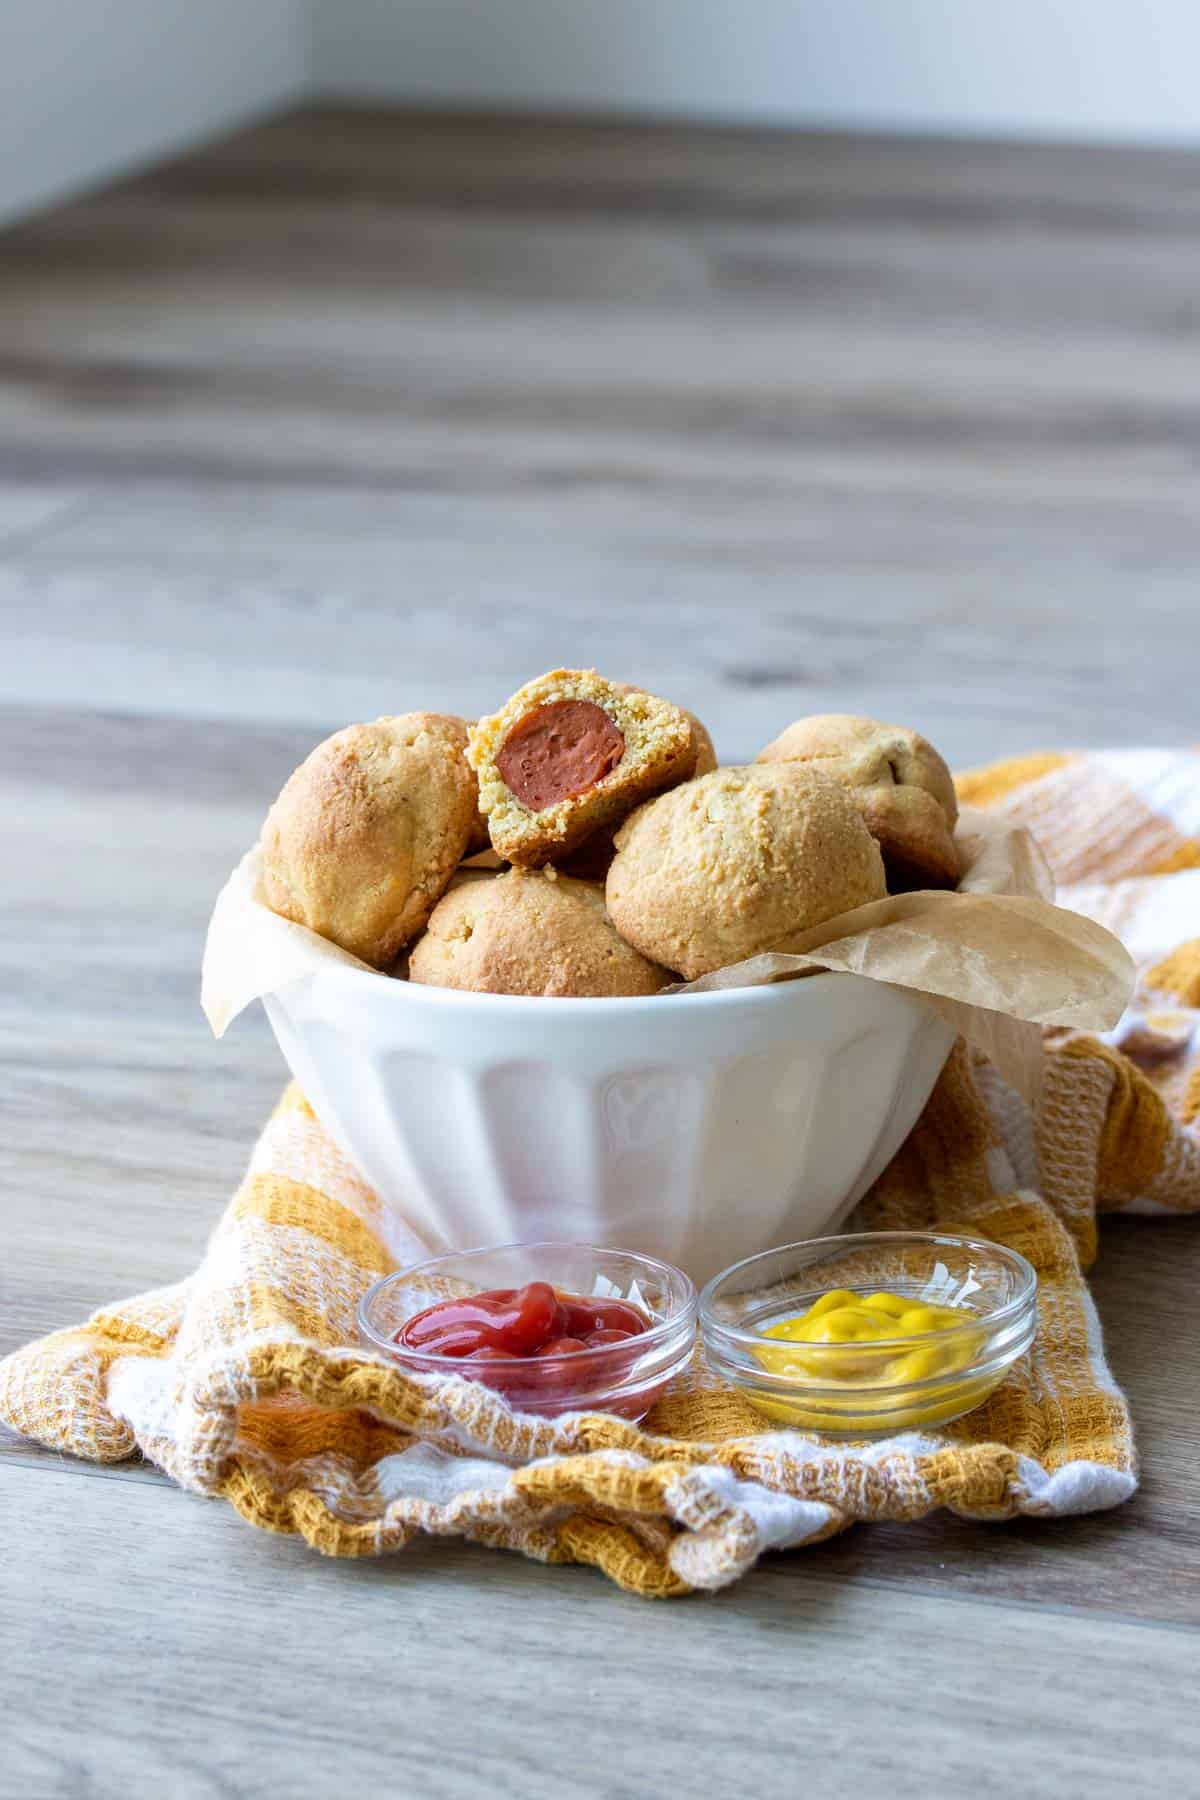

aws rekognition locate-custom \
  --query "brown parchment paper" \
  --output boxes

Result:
[202,807,1133,1101]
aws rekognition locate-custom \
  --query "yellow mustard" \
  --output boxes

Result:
[752,1287,994,1432]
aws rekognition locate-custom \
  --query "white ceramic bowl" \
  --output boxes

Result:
[264,969,953,1283]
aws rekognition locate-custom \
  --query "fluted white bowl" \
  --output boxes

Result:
[263,969,955,1284]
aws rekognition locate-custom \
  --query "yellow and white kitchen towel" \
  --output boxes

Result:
[2,748,1199,1597]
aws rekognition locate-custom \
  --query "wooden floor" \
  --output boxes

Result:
[3,105,1199,1796]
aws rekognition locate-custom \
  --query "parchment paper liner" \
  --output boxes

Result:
[202,807,1133,1100]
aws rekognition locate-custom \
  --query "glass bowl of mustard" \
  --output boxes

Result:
[700,1232,1037,1438]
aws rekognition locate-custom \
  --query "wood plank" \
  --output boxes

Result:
[3,476,1199,762]
[3,1461,1198,1800]
[6,107,1200,517]
[4,104,1199,757]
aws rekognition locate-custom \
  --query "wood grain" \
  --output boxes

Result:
[5,1463,1199,1800]
[3,102,1200,1790]
[4,110,1200,759]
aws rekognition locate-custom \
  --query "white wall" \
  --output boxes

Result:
[310,0,1200,144]
[0,0,308,226]
[4,0,1199,232]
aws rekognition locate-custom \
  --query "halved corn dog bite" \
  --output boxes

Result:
[468,669,701,865]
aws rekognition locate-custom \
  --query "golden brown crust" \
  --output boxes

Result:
[456,717,491,853]
[684,711,719,779]
[260,713,477,966]
[606,763,886,980]
[468,670,696,866]
[409,867,671,997]
[613,686,716,780]
[756,713,960,889]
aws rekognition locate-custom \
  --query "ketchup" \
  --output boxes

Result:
[393,1280,658,1416]
[397,1281,648,1359]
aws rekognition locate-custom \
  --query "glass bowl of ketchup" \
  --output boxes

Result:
[358,1242,697,1420]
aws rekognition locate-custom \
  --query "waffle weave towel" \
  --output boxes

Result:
[3,750,1199,1596]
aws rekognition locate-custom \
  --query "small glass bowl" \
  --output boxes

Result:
[700,1231,1037,1439]
[358,1241,696,1421]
